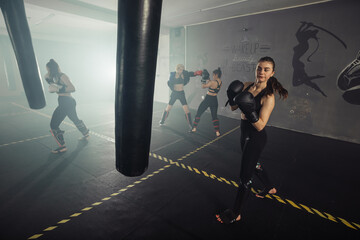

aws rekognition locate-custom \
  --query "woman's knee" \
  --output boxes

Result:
[165,105,172,111]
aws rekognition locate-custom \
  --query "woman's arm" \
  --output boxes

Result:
[252,94,275,131]
[44,73,52,84]
[60,74,75,93]
[201,80,212,89]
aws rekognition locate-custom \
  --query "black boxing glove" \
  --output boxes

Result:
[201,69,210,83]
[234,91,259,123]
[45,77,54,84]
[225,80,244,106]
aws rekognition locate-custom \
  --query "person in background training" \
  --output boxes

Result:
[216,56,288,224]
[191,67,222,137]
[159,64,202,130]
[45,59,90,153]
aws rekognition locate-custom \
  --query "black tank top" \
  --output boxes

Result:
[173,76,184,84]
[208,79,222,93]
[244,83,266,114]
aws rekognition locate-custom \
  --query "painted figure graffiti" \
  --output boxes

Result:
[292,21,347,97]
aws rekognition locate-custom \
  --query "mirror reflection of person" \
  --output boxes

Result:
[216,56,288,224]
[159,64,202,130]
[45,59,90,153]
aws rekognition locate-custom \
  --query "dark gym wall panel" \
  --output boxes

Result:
[175,0,360,144]
[0,35,22,97]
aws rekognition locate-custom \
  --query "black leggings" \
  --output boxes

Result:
[168,90,187,106]
[233,120,270,215]
[193,95,219,131]
[50,96,82,129]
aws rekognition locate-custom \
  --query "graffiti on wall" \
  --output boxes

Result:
[218,40,271,76]
[337,51,360,105]
[292,21,347,97]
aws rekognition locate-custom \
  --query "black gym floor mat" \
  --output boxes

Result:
[0,98,359,240]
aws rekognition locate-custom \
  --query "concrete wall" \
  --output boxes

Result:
[170,0,360,143]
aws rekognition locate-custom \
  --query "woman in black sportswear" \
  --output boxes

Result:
[45,59,90,153]
[216,56,288,224]
[159,64,202,130]
[191,67,222,137]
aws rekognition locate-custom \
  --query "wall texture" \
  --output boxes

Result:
[171,0,360,144]
[0,36,23,97]
[154,27,171,104]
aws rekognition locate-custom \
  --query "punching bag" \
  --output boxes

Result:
[115,0,162,176]
[0,0,45,109]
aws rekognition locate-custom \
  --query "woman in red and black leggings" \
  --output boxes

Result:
[45,59,89,153]
[191,67,222,137]
[159,64,202,130]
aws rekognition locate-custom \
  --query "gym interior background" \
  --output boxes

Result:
[0,0,359,239]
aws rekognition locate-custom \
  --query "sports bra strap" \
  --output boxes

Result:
[208,79,221,93]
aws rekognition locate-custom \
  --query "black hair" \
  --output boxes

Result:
[258,56,288,99]
[46,59,60,79]
[258,56,275,71]
[213,67,222,78]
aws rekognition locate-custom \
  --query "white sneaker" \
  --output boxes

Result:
[51,146,67,153]
[79,134,90,141]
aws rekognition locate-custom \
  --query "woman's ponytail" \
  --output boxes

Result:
[266,76,288,99]
[213,67,222,78]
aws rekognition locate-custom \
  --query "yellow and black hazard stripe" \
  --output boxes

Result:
[26,126,240,239]
[150,152,360,231]
[27,165,172,239]
[177,126,239,161]
[14,105,357,235]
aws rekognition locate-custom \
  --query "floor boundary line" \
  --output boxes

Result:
[26,164,172,239]
[150,152,360,231]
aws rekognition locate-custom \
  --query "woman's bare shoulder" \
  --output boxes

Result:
[262,93,275,105]
[60,73,70,80]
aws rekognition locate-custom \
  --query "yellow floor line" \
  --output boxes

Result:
[176,126,240,161]
[15,103,357,233]
[26,125,241,239]
[27,164,171,239]
[150,152,359,231]
[0,110,32,117]
[8,103,115,146]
